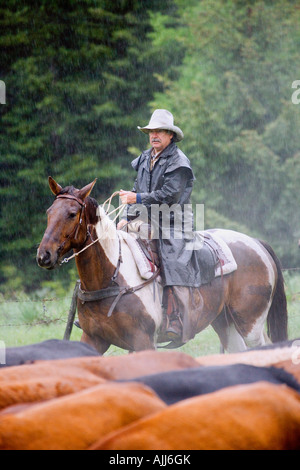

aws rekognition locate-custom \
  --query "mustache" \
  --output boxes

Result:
[151,138,161,143]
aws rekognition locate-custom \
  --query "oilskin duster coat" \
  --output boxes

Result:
[124,142,213,288]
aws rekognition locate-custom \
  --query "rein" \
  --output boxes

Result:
[59,192,126,265]
[56,191,160,317]
[55,194,88,256]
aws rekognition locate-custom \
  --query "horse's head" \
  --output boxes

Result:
[37,176,97,269]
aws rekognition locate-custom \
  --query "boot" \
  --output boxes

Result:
[164,287,183,341]
[166,312,183,340]
[172,286,198,343]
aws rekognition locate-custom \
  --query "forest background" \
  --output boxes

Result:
[1,0,300,298]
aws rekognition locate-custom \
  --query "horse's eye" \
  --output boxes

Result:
[69,212,77,219]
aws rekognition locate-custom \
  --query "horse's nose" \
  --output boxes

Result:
[37,249,52,268]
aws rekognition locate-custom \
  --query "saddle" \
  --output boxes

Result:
[123,223,237,285]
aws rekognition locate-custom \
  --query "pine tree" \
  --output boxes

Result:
[0,0,182,290]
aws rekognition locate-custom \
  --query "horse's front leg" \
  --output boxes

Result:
[80,331,111,355]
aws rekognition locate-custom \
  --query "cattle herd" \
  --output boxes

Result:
[0,338,300,450]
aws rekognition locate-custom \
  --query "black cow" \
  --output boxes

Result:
[0,339,99,368]
[121,364,300,405]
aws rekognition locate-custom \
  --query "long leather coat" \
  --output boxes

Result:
[125,142,206,287]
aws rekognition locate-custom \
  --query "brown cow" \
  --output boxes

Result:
[91,382,300,450]
[0,382,166,450]
[0,350,198,383]
[0,375,105,410]
[79,349,199,379]
[0,350,198,410]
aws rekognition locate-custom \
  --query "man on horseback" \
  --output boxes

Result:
[117,109,199,342]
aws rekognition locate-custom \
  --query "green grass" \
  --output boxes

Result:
[1,272,300,357]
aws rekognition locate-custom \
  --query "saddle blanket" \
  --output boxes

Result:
[200,231,237,278]
[122,229,237,281]
[122,231,158,280]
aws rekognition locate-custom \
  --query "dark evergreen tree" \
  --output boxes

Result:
[0,0,183,291]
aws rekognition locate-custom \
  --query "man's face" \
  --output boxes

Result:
[149,129,173,153]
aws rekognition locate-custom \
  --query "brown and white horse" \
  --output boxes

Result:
[37,178,288,354]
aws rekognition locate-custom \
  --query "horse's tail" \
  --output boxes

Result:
[258,240,288,343]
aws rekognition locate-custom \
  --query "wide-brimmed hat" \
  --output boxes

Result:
[137,109,184,142]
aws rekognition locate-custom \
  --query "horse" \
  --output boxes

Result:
[37,177,288,355]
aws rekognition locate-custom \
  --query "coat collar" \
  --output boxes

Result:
[145,141,177,161]
[142,142,177,171]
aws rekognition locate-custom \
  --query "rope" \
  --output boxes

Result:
[107,203,126,224]
[102,191,120,212]
[60,191,126,264]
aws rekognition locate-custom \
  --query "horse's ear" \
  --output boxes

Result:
[49,176,63,196]
[78,179,97,201]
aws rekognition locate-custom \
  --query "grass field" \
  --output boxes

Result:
[1,272,300,357]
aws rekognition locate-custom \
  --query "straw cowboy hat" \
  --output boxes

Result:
[137,109,184,142]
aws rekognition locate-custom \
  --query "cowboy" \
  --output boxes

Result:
[117,109,196,342]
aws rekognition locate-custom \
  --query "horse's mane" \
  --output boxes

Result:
[85,197,99,225]
[58,185,77,196]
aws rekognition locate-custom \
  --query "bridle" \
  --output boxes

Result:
[54,194,91,260]
[53,192,125,265]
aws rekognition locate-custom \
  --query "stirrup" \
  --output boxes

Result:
[166,315,183,340]
[166,328,181,341]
